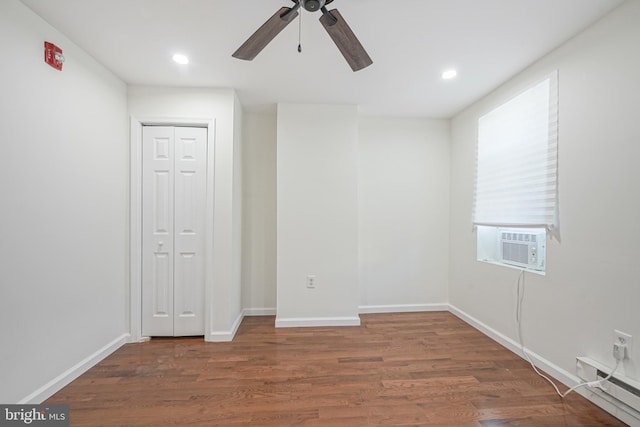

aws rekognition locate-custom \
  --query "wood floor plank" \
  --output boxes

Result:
[45,312,627,426]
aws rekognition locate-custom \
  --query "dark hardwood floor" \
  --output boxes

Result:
[46,312,627,426]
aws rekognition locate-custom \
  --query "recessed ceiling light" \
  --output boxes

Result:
[442,69,457,80]
[172,54,189,65]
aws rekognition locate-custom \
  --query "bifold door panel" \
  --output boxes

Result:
[142,126,207,336]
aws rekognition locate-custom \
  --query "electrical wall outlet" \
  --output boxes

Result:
[614,330,632,357]
[306,275,316,289]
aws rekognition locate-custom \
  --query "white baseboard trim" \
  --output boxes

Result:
[275,316,361,328]
[448,304,640,426]
[448,304,576,383]
[19,333,130,404]
[359,303,449,314]
[206,310,245,343]
[243,307,277,316]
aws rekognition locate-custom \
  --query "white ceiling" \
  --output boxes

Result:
[21,0,623,118]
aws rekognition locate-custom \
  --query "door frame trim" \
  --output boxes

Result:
[129,116,215,341]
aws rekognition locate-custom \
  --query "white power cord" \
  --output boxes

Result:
[515,270,623,398]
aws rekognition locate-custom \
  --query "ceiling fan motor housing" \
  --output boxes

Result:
[302,0,325,12]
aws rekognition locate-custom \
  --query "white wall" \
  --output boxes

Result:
[232,92,244,325]
[0,0,128,403]
[241,114,452,316]
[450,0,639,398]
[276,104,360,325]
[127,86,243,340]
[242,112,277,313]
[358,117,450,311]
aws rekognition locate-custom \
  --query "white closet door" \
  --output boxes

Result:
[142,126,175,336]
[173,127,207,336]
[141,126,207,337]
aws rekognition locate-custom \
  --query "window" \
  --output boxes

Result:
[473,71,558,273]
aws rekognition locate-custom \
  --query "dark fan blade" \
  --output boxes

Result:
[319,9,372,71]
[233,7,299,61]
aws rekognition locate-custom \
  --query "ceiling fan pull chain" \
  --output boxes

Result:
[298,9,302,53]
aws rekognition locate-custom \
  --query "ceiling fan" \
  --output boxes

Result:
[232,0,373,72]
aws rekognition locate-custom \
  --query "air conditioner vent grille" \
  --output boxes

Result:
[502,242,530,264]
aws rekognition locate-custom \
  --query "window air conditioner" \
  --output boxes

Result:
[499,230,546,270]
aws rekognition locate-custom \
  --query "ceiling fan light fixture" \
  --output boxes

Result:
[172,53,189,65]
[302,0,326,12]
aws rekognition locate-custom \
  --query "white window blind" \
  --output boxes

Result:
[473,71,559,238]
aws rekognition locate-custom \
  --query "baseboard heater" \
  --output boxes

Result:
[576,357,640,419]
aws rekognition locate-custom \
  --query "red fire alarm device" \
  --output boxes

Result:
[44,41,64,71]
